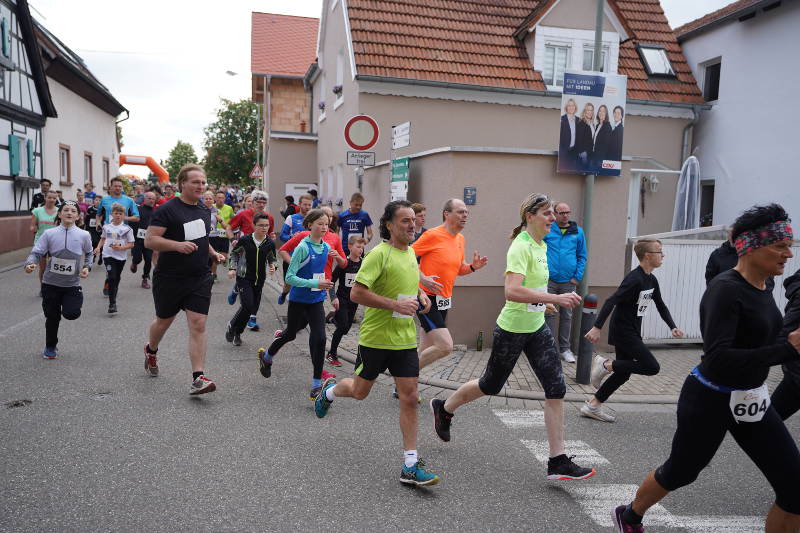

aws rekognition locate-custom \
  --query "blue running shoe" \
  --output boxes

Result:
[247,316,259,331]
[400,459,440,487]
[277,292,287,305]
[314,378,336,418]
[42,347,58,359]
[258,348,273,378]
[227,289,237,306]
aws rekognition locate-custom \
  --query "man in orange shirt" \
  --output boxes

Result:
[412,198,488,383]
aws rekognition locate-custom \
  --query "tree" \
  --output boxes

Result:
[163,140,199,178]
[202,98,260,186]
[116,123,124,151]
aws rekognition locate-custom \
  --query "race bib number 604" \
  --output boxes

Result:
[730,384,770,423]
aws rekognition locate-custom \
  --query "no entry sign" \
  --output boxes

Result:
[344,115,379,151]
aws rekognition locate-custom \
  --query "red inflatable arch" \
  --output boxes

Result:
[119,154,169,183]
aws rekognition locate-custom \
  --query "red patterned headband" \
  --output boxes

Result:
[734,220,793,257]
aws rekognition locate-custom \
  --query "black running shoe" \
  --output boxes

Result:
[225,324,234,343]
[258,348,272,378]
[108,303,117,314]
[233,333,242,346]
[430,399,453,442]
[546,454,596,481]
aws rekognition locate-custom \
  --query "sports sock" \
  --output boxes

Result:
[145,344,158,354]
[312,378,321,388]
[404,450,418,468]
[622,504,643,525]
[325,386,336,401]
[192,371,204,381]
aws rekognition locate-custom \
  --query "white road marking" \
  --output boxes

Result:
[673,515,764,532]
[521,439,610,465]
[492,409,545,427]
[0,314,42,338]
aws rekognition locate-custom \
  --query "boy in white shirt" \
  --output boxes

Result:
[94,203,135,314]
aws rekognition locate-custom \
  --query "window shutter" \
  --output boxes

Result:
[8,134,20,175]
[26,138,34,176]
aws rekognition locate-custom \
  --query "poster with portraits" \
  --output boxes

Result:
[557,70,627,177]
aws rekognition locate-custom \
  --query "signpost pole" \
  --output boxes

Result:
[571,0,604,385]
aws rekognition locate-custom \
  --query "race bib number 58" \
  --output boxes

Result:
[730,384,770,423]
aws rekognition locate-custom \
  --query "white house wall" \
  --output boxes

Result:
[681,1,800,225]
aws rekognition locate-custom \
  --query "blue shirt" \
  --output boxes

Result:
[287,238,329,304]
[280,213,305,242]
[84,191,97,201]
[339,209,373,251]
[98,194,139,224]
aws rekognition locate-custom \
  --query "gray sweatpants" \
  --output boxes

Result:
[544,280,576,353]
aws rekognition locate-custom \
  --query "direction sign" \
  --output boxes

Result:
[249,164,263,179]
[344,115,379,151]
[391,121,410,149]
[347,151,375,166]
[390,157,409,201]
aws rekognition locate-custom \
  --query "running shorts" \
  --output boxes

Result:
[354,345,419,381]
[152,272,213,318]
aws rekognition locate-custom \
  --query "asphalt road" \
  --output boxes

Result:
[1,263,798,532]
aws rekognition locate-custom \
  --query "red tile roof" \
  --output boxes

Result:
[673,0,762,40]
[347,0,704,104]
[251,12,319,77]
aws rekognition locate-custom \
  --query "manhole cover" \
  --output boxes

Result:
[5,399,32,409]
[91,391,113,400]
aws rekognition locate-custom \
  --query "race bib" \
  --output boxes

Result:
[527,285,547,313]
[392,294,416,318]
[137,228,147,239]
[311,272,325,291]
[89,219,97,228]
[209,228,224,238]
[344,273,356,288]
[109,240,124,249]
[436,295,452,310]
[183,218,207,241]
[50,257,76,275]
[637,288,654,317]
[730,384,770,423]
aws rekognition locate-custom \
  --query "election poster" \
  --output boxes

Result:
[557,71,627,177]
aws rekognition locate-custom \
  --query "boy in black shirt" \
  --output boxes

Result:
[325,235,366,366]
[583,238,684,422]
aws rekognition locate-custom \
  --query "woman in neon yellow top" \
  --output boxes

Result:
[429,193,596,482]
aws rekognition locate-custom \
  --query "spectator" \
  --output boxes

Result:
[309,189,320,208]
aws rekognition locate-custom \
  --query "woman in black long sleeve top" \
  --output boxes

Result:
[612,204,800,532]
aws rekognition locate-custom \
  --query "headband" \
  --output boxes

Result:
[734,220,793,257]
[59,200,78,210]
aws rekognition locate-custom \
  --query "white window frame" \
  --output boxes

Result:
[318,71,327,122]
[333,49,345,110]
[532,26,620,92]
[700,58,721,103]
[542,43,570,87]
[582,45,609,73]
[636,43,675,77]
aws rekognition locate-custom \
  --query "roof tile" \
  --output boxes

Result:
[251,12,318,77]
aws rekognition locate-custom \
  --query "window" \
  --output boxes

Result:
[102,157,109,189]
[543,44,570,87]
[582,47,607,72]
[333,50,344,109]
[84,152,93,184]
[703,61,721,102]
[59,144,71,185]
[636,44,675,77]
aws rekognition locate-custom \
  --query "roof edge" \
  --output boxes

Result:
[675,0,776,42]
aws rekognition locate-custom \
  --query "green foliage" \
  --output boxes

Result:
[163,140,199,179]
[116,123,124,150]
[202,98,260,186]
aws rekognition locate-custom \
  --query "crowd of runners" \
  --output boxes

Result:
[21,164,800,531]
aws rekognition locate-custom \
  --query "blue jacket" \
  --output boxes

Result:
[543,221,587,283]
[280,213,305,242]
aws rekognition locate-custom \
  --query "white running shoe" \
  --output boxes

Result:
[590,355,612,389]
[580,401,616,422]
[560,349,576,363]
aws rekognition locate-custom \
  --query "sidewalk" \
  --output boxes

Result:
[261,279,785,406]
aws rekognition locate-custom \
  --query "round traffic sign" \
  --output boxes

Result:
[344,115,379,151]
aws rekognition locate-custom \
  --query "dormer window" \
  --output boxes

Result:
[582,46,608,72]
[636,44,675,77]
[543,43,569,87]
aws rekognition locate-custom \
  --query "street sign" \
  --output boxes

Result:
[347,151,375,166]
[391,121,410,149]
[464,186,477,205]
[249,164,263,179]
[344,115,379,151]
[390,157,409,201]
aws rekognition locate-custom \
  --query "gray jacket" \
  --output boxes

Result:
[26,225,93,287]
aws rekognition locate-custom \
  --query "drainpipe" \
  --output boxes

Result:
[681,105,701,163]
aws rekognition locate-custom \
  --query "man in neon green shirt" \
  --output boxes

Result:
[314,200,440,487]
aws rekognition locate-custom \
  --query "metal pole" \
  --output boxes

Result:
[571,0,604,384]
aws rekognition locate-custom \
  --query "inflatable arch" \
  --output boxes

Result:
[119,154,169,183]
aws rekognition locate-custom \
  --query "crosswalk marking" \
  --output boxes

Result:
[520,440,610,466]
[673,515,764,533]
[492,409,545,427]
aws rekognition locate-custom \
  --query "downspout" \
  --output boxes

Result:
[681,105,701,163]
[264,75,271,192]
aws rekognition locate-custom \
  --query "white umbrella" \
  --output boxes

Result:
[672,156,701,231]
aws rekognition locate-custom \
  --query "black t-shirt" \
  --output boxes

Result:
[149,197,211,277]
[594,266,676,345]
[331,258,363,300]
[698,269,798,389]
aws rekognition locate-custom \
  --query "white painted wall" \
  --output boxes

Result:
[680,1,800,225]
[43,78,119,199]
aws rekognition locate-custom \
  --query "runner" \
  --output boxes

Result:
[582,238,684,422]
[611,204,800,533]
[29,178,54,211]
[210,190,234,282]
[773,268,800,420]
[130,191,155,289]
[429,193,595,482]
[313,200,439,487]
[326,234,367,366]
[30,190,60,291]
[94,203,135,314]
[24,201,93,359]
[96,177,139,296]
[226,213,276,346]
[83,181,96,202]
[143,164,225,395]
[86,195,102,264]
[338,192,374,255]
[257,209,334,400]
[277,193,313,304]
[409,198,488,398]
[410,202,427,244]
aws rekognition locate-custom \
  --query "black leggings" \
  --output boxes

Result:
[104,257,125,304]
[41,284,83,348]
[595,337,660,403]
[267,300,326,380]
[329,297,358,356]
[131,239,153,279]
[655,375,800,515]
[772,373,800,421]
[230,280,263,335]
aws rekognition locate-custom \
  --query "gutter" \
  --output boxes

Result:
[676,0,780,43]
[681,104,704,163]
